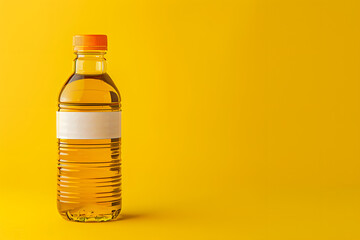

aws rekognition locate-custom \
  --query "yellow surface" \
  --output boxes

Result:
[0,0,360,239]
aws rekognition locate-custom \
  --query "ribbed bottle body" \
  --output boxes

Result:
[57,73,121,222]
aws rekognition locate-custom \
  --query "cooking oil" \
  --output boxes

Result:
[57,35,121,222]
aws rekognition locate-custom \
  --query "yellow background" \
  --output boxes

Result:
[0,0,359,239]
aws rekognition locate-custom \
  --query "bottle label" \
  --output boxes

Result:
[56,111,121,139]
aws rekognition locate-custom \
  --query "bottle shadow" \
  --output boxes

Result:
[111,212,156,222]
[117,214,145,221]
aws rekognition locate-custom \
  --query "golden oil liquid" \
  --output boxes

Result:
[57,73,121,222]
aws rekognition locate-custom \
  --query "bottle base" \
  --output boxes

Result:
[59,208,121,223]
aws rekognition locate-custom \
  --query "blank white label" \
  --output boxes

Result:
[57,111,121,139]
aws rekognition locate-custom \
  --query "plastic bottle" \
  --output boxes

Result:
[57,35,122,222]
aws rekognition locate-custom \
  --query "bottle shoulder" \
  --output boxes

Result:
[59,73,121,105]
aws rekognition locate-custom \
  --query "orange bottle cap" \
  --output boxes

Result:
[73,34,107,51]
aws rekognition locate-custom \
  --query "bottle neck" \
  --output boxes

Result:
[74,51,107,75]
